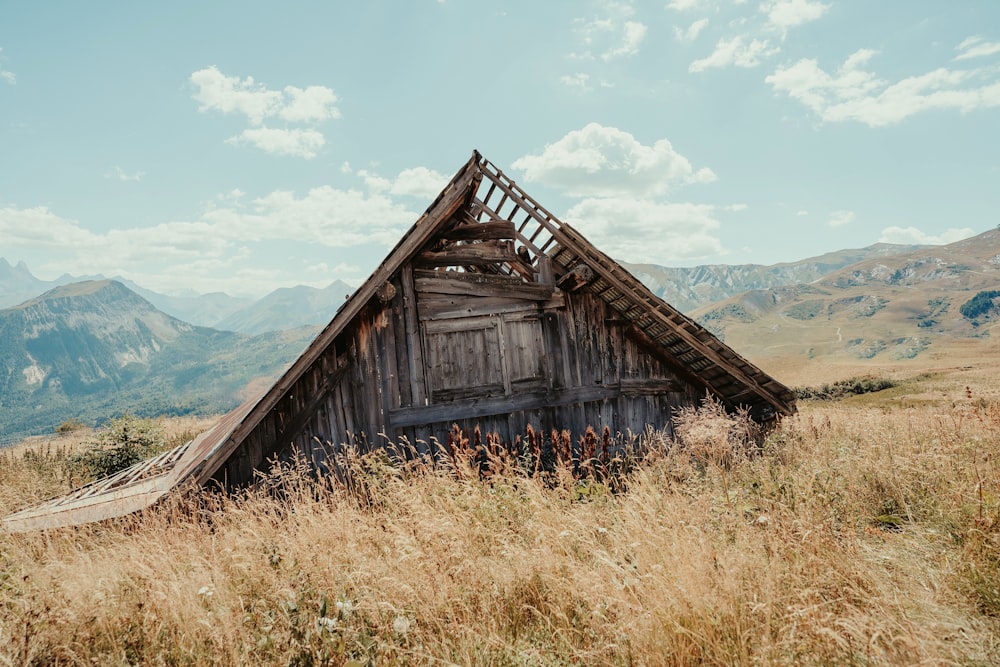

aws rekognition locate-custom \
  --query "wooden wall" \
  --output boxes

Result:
[210,265,705,489]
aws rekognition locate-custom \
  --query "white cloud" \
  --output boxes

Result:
[955,35,1000,61]
[560,72,592,91]
[190,66,340,158]
[796,210,808,216]
[357,166,450,199]
[0,47,14,84]
[565,197,724,262]
[828,210,854,227]
[278,85,342,122]
[666,0,707,10]
[689,36,779,72]
[389,167,449,199]
[0,206,95,248]
[766,49,1000,126]
[190,67,283,125]
[878,226,976,246]
[761,0,829,37]
[106,166,145,182]
[675,18,709,43]
[357,169,392,193]
[571,5,647,61]
[725,203,748,212]
[603,21,647,60]
[207,186,416,248]
[0,184,423,296]
[512,123,716,197]
[226,127,325,159]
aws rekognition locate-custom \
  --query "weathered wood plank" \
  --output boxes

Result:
[441,220,515,241]
[417,296,542,321]
[388,384,624,429]
[415,275,553,300]
[401,264,427,407]
[414,241,519,267]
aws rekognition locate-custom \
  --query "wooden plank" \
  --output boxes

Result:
[422,314,494,334]
[389,283,411,408]
[619,378,683,395]
[415,275,553,300]
[417,296,542,321]
[414,268,523,286]
[261,358,351,466]
[414,241,518,267]
[401,264,427,407]
[440,220,516,241]
[388,384,624,429]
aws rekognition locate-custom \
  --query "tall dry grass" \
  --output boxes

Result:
[1,399,999,665]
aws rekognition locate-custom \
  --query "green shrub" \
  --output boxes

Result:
[66,414,166,480]
[54,417,86,434]
[795,376,897,401]
[959,290,1000,320]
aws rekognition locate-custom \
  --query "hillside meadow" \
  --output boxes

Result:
[1,360,1000,665]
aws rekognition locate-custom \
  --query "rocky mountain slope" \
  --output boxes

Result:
[0,280,315,439]
[215,280,355,334]
[0,258,353,333]
[622,243,923,313]
[692,228,1000,362]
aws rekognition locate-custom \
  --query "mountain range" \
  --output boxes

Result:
[0,280,316,441]
[2,230,999,440]
[620,243,924,313]
[692,227,1000,365]
[0,258,352,334]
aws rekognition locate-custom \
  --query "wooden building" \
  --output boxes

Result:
[4,151,796,531]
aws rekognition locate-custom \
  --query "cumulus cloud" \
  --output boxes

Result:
[828,210,854,227]
[203,186,416,248]
[564,197,724,263]
[389,167,450,198]
[675,18,709,43]
[190,66,340,158]
[761,0,830,38]
[666,0,707,10]
[878,226,976,246]
[512,123,716,197]
[190,67,283,125]
[0,183,422,296]
[356,166,450,199]
[766,48,1000,126]
[571,5,647,61]
[0,206,95,248]
[689,36,779,72]
[226,127,326,159]
[278,85,342,122]
[955,35,1000,61]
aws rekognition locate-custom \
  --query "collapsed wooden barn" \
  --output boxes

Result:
[3,151,796,531]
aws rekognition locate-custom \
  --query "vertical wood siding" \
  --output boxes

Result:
[213,269,704,488]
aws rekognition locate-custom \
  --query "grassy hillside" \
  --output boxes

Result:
[692,228,1000,384]
[2,365,999,665]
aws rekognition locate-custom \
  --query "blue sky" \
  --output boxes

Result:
[1,1,998,297]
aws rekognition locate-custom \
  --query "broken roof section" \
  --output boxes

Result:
[3,151,796,532]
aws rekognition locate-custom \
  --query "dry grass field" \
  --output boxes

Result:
[1,362,999,665]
